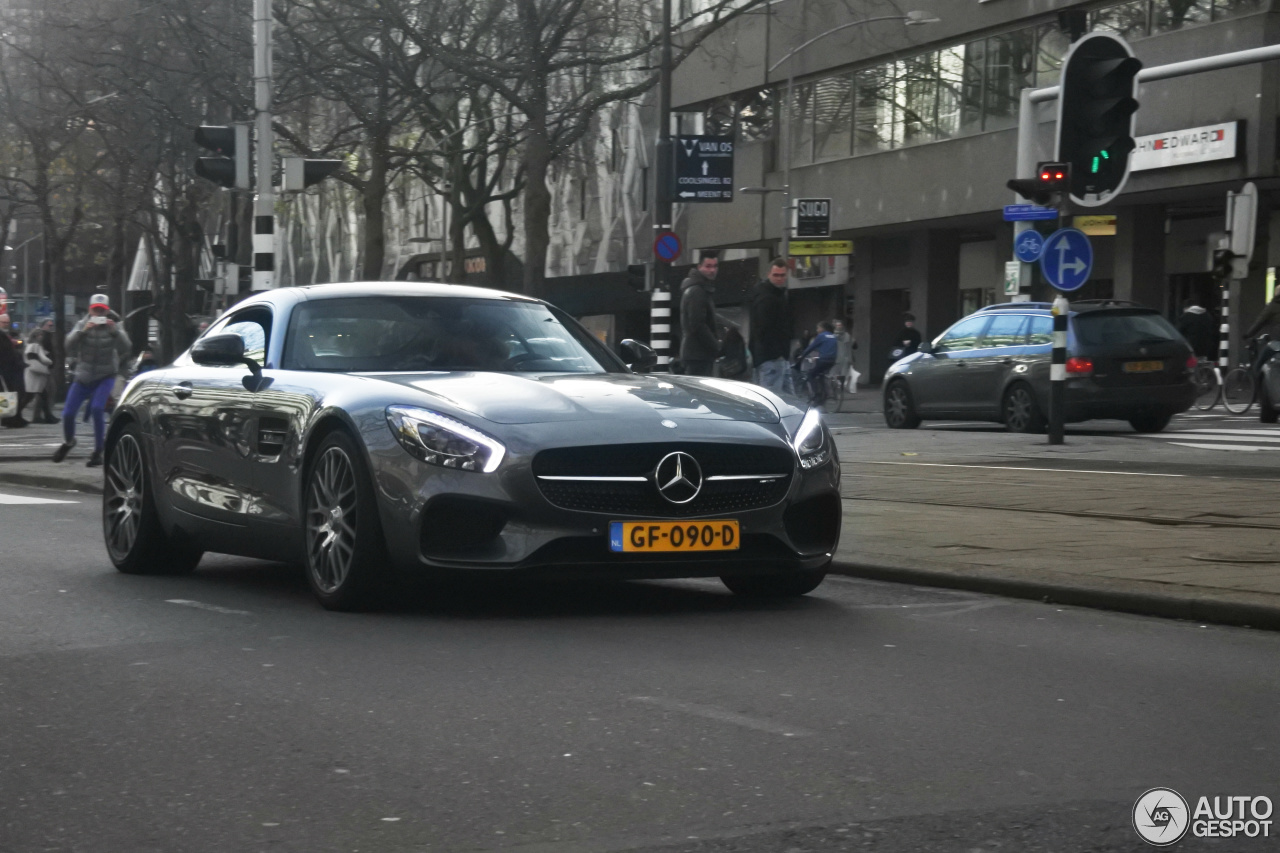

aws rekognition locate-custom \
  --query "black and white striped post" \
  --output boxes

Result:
[1219,282,1230,372]
[650,287,672,370]
[252,0,275,290]
[1048,294,1069,444]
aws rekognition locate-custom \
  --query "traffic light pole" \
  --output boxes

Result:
[252,0,275,291]
[650,0,673,370]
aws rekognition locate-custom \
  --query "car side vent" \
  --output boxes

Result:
[257,417,289,457]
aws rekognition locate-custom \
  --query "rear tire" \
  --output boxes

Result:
[1192,363,1220,410]
[104,425,203,575]
[1129,413,1173,433]
[721,570,827,598]
[303,430,390,611]
[883,381,921,429]
[1222,367,1255,414]
[1002,384,1046,434]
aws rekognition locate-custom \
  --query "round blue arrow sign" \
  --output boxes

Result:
[1014,229,1045,264]
[1039,228,1093,292]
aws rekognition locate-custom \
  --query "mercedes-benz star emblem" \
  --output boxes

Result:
[654,451,703,505]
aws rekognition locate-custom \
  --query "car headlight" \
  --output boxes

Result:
[386,406,506,473]
[791,408,831,469]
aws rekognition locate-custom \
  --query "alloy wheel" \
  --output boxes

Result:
[1006,387,1034,431]
[886,385,909,427]
[104,434,145,559]
[306,446,359,594]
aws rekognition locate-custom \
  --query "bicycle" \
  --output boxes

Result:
[824,372,846,413]
[1221,336,1266,414]
[1192,357,1221,411]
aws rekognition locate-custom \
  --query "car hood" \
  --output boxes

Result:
[364,372,782,425]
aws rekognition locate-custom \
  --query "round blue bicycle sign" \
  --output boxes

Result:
[1014,229,1045,264]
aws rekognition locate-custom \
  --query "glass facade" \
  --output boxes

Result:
[780,0,1263,167]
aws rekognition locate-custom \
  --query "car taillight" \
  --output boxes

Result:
[1186,355,1198,370]
[1065,357,1093,375]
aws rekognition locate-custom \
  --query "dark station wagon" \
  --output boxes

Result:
[883,301,1197,433]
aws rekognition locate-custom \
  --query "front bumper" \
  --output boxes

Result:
[369,427,841,579]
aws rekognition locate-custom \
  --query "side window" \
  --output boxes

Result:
[979,314,1029,348]
[1026,315,1053,345]
[210,309,272,364]
[934,316,990,353]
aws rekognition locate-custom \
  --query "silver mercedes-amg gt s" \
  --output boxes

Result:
[102,282,841,610]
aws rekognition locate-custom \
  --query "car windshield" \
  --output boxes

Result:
[1073,311,1182,347]
[282,296,624,374]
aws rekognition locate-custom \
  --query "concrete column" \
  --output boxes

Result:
[850,236,874,385]
[921,229,961,340]
[1114,205,1166,311]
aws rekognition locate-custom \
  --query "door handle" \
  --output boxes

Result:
[172,381,194,400]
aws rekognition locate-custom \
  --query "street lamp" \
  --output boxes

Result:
[741,11,940,263]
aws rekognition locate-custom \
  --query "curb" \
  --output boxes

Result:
[831,561,1280,632]
[0,470,103,494]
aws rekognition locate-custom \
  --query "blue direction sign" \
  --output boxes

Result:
[1040,228,1093,292]
[1014,229,1045,264]
[1003,203,1059,222]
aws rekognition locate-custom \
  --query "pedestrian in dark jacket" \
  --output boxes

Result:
[1175,302,1217,359]
[0,312,27,428]
[749,257,794,395]
[679,251,720,376]
[54,294,130,467]
[891,313,922,360]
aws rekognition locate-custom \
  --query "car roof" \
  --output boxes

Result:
[973,300,1158,316]
[293,281,539,303]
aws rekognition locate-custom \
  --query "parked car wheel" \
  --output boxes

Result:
[721,569,827,598]
[104,425,203,575]
[304,430,390,611]
[1129,413,1173,433]
[883,381,921,429]
[1002,384,1045,433]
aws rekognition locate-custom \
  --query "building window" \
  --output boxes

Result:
[983,29,1036,132]
[789,82,815,166]
[1093,0,1150,38]
[853,65,893,155]
[736,88,775,142]
[813,75,853,160]
[901,53,940,146]
[1155,0,1212,30]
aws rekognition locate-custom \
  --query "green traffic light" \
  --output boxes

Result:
[1091,156,1100,174]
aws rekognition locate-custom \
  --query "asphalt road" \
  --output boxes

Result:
[2,483,1277,851]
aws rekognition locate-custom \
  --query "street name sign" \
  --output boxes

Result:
[1003,204,1058,222]
[789,240,852,256]
[653,230,682,262]
[1014,229,1045,263]
[675,135,734,202]
[795,198,832,238]
[1040,228,1093,292]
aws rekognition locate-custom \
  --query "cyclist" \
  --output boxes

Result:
[1245,290,1280,373]
[795,320,838,407]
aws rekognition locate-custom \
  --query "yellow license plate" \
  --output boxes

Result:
[610,520,740,552]
[1123,360,1163,373]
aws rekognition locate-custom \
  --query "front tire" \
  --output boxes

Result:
[721,570,827,598]
[1222,367,1255,414]
[1002,384,1046,433]
[104,425,203,575]
[304,431,389,611]
[883,381,921,429]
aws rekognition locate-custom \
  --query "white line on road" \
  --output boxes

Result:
[165,599,251,616]
[630,696,814,738]
[1165,442,1280,453]
[854,461,1183,477]
[0,492,79,505]
[1178,428,1280,437]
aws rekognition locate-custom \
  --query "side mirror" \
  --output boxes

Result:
[191,333,245,366]
[917,340,933,355]
[619,339,657,373]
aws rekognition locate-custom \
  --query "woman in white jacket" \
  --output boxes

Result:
[22,327,56,424]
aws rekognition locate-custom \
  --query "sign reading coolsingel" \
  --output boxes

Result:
[1131,121,1238,172]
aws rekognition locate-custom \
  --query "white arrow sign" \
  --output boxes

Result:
[678,191,697,199]
[1055,236,1087,277]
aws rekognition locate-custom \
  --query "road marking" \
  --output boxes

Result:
[165,599,251,616]
[1179,428,1280,437]
[630,696,814,738]
[1166,442,1280,453]
[0,492,79,505]
[854,461,1183,477]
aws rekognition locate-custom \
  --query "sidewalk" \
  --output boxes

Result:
[3,410,1278,630]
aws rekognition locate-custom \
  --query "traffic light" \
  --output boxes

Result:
[194,125,250,189]
[281,157,343,191]
[1006,162,1072,206]
[1056,32,1142,207]
[1211,249,1234,280]
[626,263,649,292]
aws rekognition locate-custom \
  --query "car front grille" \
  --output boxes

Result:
[533,443,794,518]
